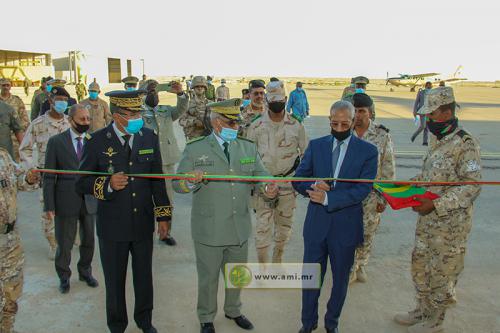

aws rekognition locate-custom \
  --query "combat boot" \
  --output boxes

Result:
[408,309,445,333]
[356,266,368,283]
[394,308,424,326]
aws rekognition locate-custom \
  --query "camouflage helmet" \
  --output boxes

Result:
[191,76,208,89]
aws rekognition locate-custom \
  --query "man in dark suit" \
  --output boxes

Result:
[43,103,98,294]
[76,90,171,333]
[293,100,378,333]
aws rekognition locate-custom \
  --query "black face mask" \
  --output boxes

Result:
[427,117,458,140]
[145,93,159,108]
[268,101,286,113]
[331,128,352,141]
[73,122,90,134]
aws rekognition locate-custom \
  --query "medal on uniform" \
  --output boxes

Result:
[108,163,115,174]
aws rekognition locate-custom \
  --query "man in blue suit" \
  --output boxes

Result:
[293,100,378,333]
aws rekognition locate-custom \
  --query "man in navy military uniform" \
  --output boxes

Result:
[76,89,172,333]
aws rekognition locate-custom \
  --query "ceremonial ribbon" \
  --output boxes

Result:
[34,169,500,186]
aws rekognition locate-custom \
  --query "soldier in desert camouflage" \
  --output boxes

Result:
[394,87,482,333]
[240,79,267,138]
[178,76,210,140]
[350,93,395,283]
[246,80,308,263]
[0,147,39,333]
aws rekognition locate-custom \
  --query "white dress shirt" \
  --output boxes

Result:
[69,128,85,153]
[322,135,352,206]
[112,122,134,148]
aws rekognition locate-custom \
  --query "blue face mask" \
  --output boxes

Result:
[207,80,212,84]
[54,100,68,114]
[241,99,251,108]
[46,84,53,92]
[89,91,99,100]
[126,86,136,91]
[123,117,144,134]
[297,87,303,91]
[355,88,365,94]
[219,126,238,142]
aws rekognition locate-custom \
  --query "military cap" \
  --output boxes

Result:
[191,76,208,88]
[51,87,70,98]
[0,78,11,85]
[42,76,53,83]
[266,80,286,102]
[207,98,242,120]
[47,79,66,87]
[88,81,101,91]
[121,76,139,85]
[270,77,279,82]
[417,86,455,115]
[207,75,213,81]
[352,93,373,108]
[221,78,226,84]
[353,76,369,84]
[249,79,265,89]
[105,89,147,112]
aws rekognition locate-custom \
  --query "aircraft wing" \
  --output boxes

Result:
[410,72,440,79]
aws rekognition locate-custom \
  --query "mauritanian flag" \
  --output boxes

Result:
[374,183,440,210]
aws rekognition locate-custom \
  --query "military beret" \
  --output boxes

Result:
[51,87,70,98]
[352,93,373,108]
[241,88,250,95]
[105,89,147,112]
[249,79,265,89]
[269,77,279,82]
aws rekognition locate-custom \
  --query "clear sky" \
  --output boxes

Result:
[3,0,499,81]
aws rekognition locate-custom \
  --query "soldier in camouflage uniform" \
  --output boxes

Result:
[178,76,209,140]
[0,147,39,333]
[141,79,189,246]
[342,76,376,120]
[80,81,112,133]
[350,93,395,283]
[0,78,30,162]
[215,78,230,101]
[394,87,482,333]
[240,80,267,138]
[247,81,308,263]
[205,76,216,102]
[75,80,87,102]
[19,87,71,260]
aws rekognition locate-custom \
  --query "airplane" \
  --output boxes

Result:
[386,66,467,91]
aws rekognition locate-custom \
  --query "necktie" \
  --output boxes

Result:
[76,137,83,161]
[331,140,344,180]
[223,142,230,162]
[123,135,131,158]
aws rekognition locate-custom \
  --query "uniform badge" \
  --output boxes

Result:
[106,132,112,139]
[139,149,154,155]
[240,157,256,164]
[108,164,115,174]
[103,147,118,157]
[466,160,480,172]
[198,155,209,162]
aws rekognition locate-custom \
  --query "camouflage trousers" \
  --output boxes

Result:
[354,209,382,270]
[254,186,296,263]
[39,191,56,250]
[0,231,24,333]
[411,211,472,319]
[10,135,20,163]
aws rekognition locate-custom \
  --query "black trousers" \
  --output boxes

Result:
[99,237,154,333]
[54,205,95,280]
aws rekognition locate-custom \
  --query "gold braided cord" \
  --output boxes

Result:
[94,176,106,200]
[109,96,144,109]
[154,206,173,218]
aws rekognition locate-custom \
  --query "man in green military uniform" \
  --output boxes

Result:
[75,79,87,102]
[122,76,139,91]
[30,76,53,121]
[141,79,189,246]
[173,98,278,333]
[205,76,216,102]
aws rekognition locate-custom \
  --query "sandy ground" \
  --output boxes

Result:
[10,83,500,333]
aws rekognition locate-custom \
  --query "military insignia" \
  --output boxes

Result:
[85,133,92,140]
[139,149,154,155]
[139,130,143,136]
[106,132,112,139]
[240,157,256,164]
[108,164,115,174]
[103,147,118,157]
[466,160,480,172]
[198,155,209,162]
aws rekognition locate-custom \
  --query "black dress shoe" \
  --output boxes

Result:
[59,279,70,294]
[326,327,338,333]
[161,235,177,246]
[298,323,317,333]
[79,274,99,288]
[142,326,157,333]
[225,315,254,330]
[200,322,215,333]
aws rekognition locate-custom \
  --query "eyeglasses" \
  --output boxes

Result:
[251,91,265,96]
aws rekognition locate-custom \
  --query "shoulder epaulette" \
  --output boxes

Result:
[377,124,390,133]
[186,136,206,144]
[291,113,303,123]
[85,133,92,140]
[238,136,254,143]
[456,129,472,142]
[251,114,262,123]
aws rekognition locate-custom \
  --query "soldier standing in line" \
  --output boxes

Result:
[178,76,209,140]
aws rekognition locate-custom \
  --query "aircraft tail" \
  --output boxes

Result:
[452,65,463,78]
